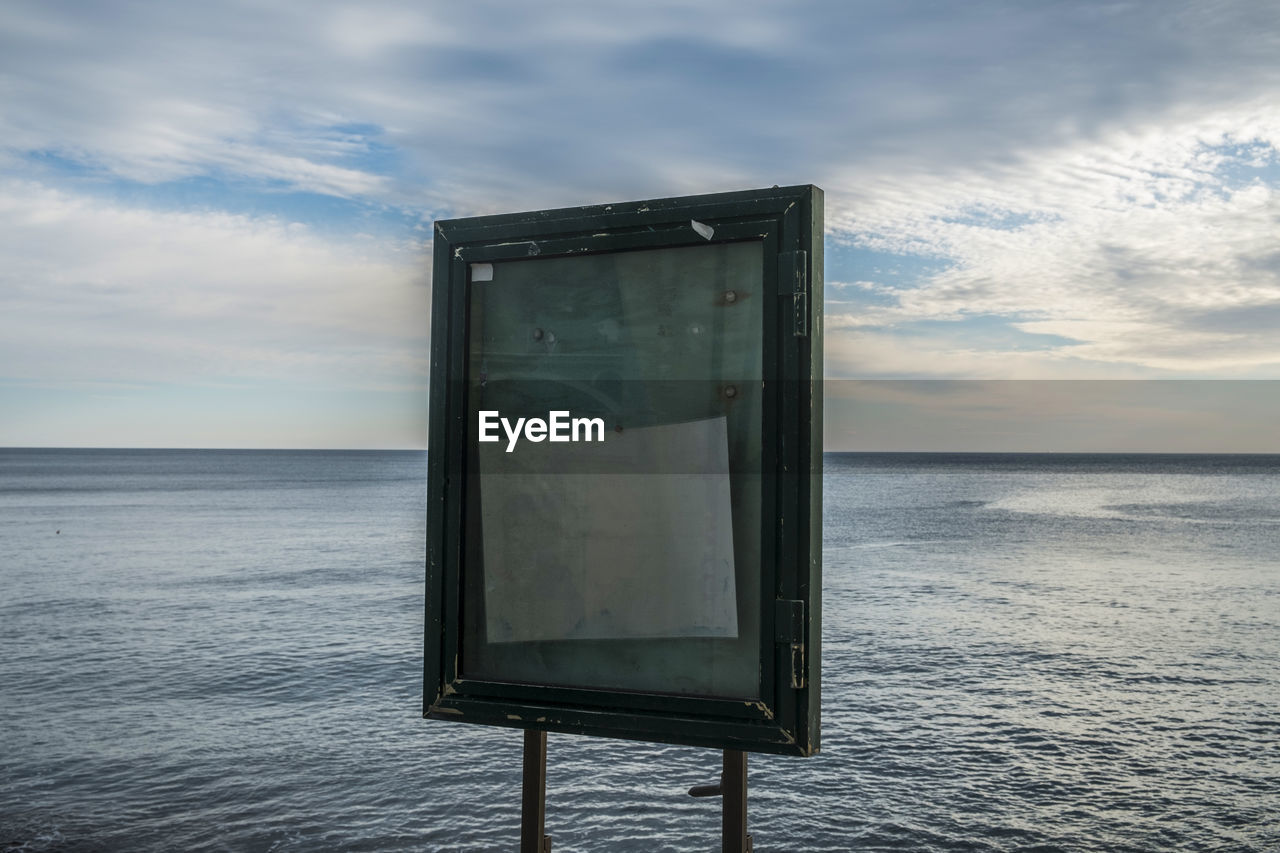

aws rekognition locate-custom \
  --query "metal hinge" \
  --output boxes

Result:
[779,250,808,337]
[775,598,806,688]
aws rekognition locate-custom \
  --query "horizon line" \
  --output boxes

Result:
[2,446,1277,456]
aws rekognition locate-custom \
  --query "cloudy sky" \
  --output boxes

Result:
[2,1,1278,449]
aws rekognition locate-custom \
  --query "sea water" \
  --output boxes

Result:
[1,449,1277,851]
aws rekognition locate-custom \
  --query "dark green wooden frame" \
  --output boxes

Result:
[424,185,823,756]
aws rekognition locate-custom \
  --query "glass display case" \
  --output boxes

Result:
[425,185,823,756]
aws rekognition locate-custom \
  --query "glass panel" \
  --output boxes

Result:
[462,241,763,698]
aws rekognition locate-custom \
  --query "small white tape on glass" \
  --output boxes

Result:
[690,220,714,240]
[470,263,494,282]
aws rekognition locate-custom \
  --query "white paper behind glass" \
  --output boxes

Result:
[478,416,739,643]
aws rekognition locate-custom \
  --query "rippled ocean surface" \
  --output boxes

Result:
[1,449,1277,852]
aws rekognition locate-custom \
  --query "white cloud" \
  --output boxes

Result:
[0,179,429,390]
[4,1,1277,208]
[827,103,1280,377]
[824,328,1157,381]
[3,0,1280,400]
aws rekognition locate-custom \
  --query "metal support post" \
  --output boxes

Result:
[688,749,752,852]
[722,749,752,853]
[520,730,551,853]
